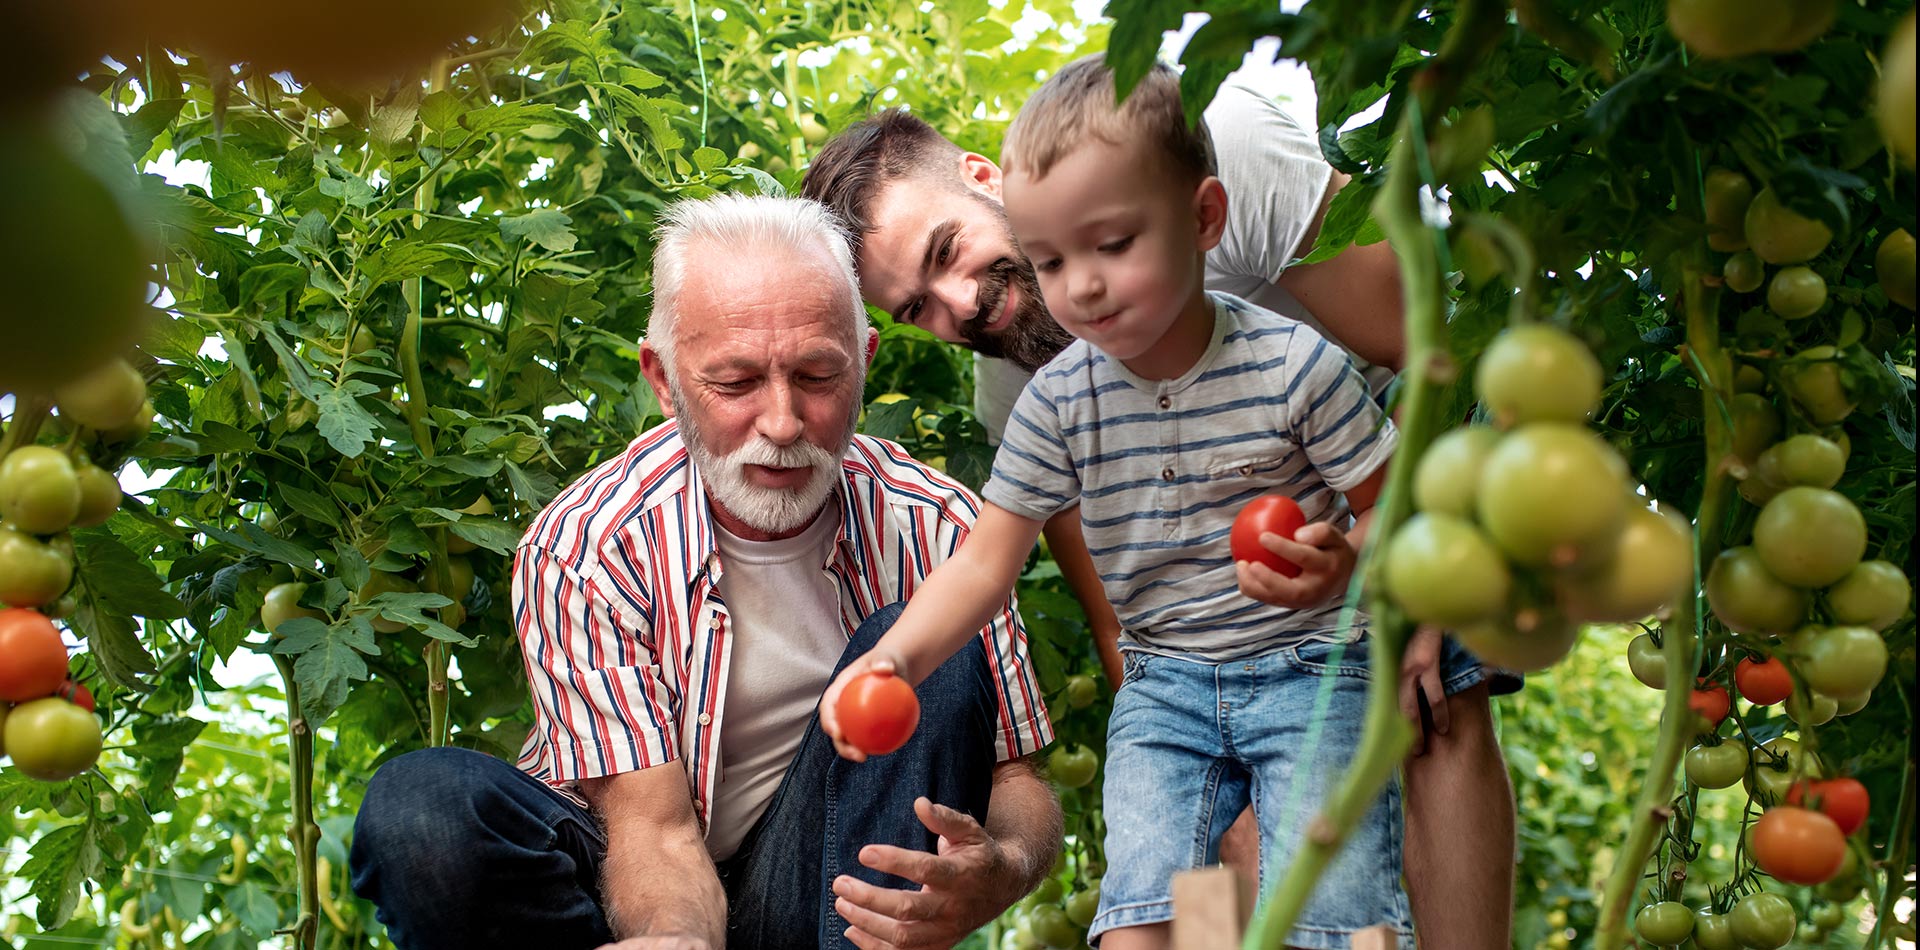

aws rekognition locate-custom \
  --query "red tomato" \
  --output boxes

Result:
[1735,656,1793,706]
[1690,681,1731,728]
[53,678,94,712]
[837,670,920,756]
[0,608,69,702]
[1752,806,1846,884]
[1787,777,1870,836]
[1231,495,1306,578]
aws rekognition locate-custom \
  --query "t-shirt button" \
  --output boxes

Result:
[1161,468,1175,481]
[698,713,712,725]
[1158,395,1171,409]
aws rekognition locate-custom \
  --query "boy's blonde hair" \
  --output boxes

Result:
[1002,55,1216,184]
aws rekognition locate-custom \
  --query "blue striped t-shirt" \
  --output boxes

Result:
[983,293,1397,660]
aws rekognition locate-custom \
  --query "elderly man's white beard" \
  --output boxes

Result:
[672,388,849,535]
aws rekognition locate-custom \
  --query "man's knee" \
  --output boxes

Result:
[351,747,525,897]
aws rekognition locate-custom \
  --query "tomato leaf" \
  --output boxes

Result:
[500,208,579,253]
[272,617,381,724]
[21,820,104,929]
[221,880,282,938]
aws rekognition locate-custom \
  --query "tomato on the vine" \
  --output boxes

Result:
[53,357,147,432]
[1063,674,1098,710]
[1064,884,1100,928]
[1688,681,1730,731]
[1475,423,1628,567]
[1747,737,1822,805]
[1383,513,1511,626]
[1879,227,1917,310]
[1826,559,1912,632]
[0,445,83,536]
[1557,506,1691,623]
[1685,742,1747,789]
[1786,688,1838,727]
[1765,265,1826,319]
[1734,656,1792,706]
[1454,607,1581,673]
[1729,892,1796,950]
[0,525,73,609]
[260,582,323,635]
[837,670,920,756]
[0,607,69,702]
[1787,776,1869,835]
[1752,806,1846,884]
[1473,324,1602,426]
[1048,743,1098,789]
[1800,625,1887,697]
[1778,346,1856,425]
[1411,426,1501,518]
[1634,900,1694,945]
[1705,546,1806,637]
[1759,433,1845,490]
[1753,486,1865,588]
[2,696,102,782]
[1230,495,1305,578]
[1745,186,1834,264]
[1693,911,1738,950]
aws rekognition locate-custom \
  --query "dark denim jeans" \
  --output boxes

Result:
[349,603,997,950]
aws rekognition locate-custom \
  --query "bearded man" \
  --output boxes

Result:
[349,194,1059,950]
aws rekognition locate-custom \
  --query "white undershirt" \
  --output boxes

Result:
[706,506,847,860]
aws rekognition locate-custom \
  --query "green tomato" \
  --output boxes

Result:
[1810,903,1846,930]
[1766,265,1827,319]
[1383,513,1512,627]
[1733,363,1767,394]
[1027,877,1064,906]
[1745,186,1833,264]
[1557,506,1692,623]
[1704,168,1754,233]
[1473,324,1603,427]
[1728,393,1780,465]
[423,555,475,601]
[0,445,83,535]
[1752,487,1865,588]
[1454,607,1581,674]
[1684,743,1747,789]
[1065,884,1100,928]
[0,525,73,608]
[1635,901,1695,946]
[1786,689,1839,727]
[1723,251,1765,293]
[1026,903,1081,949]
[1832,687,1872,716]
[1747,737,1822,806]
[1412,426,1502,518]
[53,358,147,432]
[1705,546,1808,636]
[1729,893,1796,950]
[1048,744,1098,789]
[1063,674,1099,710]
[1877,227,1916,310]
[1475,423,1629,567]
[1758,434,1845,489]
[3,697,103,782]
[1880,13,1916,167]
[357,571,418,634]
[1779,347,1855,425]
[1627,633,1668,689]
[1826,560,1912,631]
[1693,911,1738,950]
[1800,625,1888,697]
[261,582,324,635]
[70,460,122,529]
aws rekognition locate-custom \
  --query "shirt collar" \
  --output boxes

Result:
[672,426,870,593]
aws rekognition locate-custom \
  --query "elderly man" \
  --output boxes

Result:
[802,85,1516,948]
[349,194,1059,950]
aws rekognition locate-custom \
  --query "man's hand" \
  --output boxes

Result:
[1399,626,1449,756]
[1235,522,1357,609]
[818,647,911,761]
[831,797,1023,950]
[594,939,712,950]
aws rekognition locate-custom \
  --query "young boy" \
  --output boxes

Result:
[820,56,1410,949]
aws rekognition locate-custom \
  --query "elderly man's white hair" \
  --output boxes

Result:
[646,193,866,373]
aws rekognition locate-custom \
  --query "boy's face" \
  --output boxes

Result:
[1001,135,1222,374]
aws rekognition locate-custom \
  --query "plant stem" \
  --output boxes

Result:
[1596,262,1733,948]
[273,654,320,950]
[0,396,51,456]
[1242,3,1506,937]
[1866,754,1915,949]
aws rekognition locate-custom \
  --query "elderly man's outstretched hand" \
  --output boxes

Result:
[831,797,1019,950]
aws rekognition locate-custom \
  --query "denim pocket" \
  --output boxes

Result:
[1281,636,1373,681]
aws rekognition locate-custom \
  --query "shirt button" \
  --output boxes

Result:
[1239,465,1253,476]
[1158,395,1171,409]
[1162,468,1175,481]
[698,713,712,725]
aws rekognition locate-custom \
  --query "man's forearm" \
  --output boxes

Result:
[580,768,727,945]
[984,757,1064,899]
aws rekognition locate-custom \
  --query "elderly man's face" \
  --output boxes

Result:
[643,248,865,541]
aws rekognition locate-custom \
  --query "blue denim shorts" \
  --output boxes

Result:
[1090,636,1415,947]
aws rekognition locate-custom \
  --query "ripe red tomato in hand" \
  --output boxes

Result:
[0,608,69,702]
[1231,495,1306,577]
[1752,806,1846,884]
[1689,681,1731,729]
[1788,776,1870,835]
[836,670,920,756]
[1735,656,1794,706]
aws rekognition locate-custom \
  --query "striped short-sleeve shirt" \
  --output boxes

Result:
[513,422,1053,832]
[984,293,1397,660]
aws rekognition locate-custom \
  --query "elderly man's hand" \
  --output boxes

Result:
[593,937,712,950]
[830,797,1023,950]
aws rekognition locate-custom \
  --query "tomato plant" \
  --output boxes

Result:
[837,670,921,756]
[1230,494,1306,577]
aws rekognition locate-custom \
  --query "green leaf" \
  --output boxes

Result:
[692,146,727,172]
[277,485,344,529]
[21,821,103,930]
[194,520,322,569]
[366,592,473,644]
[222,881,282,937]
[290,210,335,256]
[424,507,523,555]
[129,717,208,759]
[500,208,579,253]
[1102,0,1189,101]
[271,618,381,723]
[77,533,188,619]
[237,262,309,312]
[357,242,479,293]
[1292,176,1382,266]
[316,386,380,458]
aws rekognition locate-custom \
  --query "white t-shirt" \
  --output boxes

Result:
[975,82,1393,445]
[706,507,846,860]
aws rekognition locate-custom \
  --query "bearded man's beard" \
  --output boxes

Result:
[960,255,1076,373]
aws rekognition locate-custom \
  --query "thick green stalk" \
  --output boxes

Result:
[1595,266,1732,948]
[273,654,320,950]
